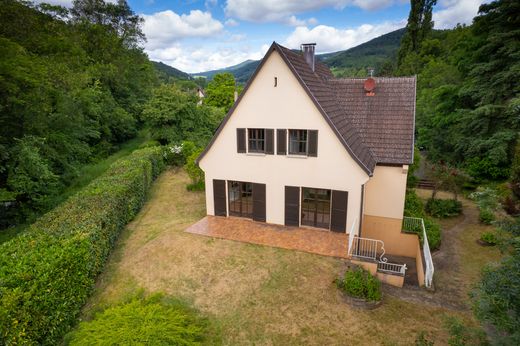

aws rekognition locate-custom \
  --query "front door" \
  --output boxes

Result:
[228,181,253,218]
[301,188,331,229]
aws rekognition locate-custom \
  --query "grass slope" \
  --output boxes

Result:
[79,169,499,345]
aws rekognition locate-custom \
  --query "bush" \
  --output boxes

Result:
[184,148,205,189]
[480,231,497,245]
[336,267,382,302]
[65,294,215,345]
[0,147,165,345]
[479,208,495,224]
[425,198,462,218]
[404,189,425,217]
[444,317,488,346]
[423,218,442,250]
[163,141,197,167]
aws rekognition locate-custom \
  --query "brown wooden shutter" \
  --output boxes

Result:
[213,179,227,216]
[237,128,246,153]
[252,183,266,222]
[359,185,364,236]
[265,129,274,155]
[284,186,300,226]
[277,129,286,155]
[331,190,348,232]
[308,130,318,157]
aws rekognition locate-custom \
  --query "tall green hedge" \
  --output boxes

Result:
[0,147,165,345]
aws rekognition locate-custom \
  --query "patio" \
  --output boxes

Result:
[185,216,349,259]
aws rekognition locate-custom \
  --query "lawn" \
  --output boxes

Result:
[79,170,501,345]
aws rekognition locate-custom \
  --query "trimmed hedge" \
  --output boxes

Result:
[0,147,165,345]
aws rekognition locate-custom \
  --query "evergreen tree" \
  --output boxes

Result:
[397,0,437,69]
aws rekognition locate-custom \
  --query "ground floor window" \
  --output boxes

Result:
[228,181,253,218]
[301,187,331,229]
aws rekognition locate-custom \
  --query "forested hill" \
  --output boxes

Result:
[190,28,405,82]
[152,61,192,81]
[319,28,405,76]
[0,0,157,226]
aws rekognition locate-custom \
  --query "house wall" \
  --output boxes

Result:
[364,165,408,220]
[199,50,369,232]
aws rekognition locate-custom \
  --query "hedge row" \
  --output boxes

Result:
[0,147,165,345]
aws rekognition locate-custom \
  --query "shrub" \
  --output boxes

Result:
[404,189,425,217]
[479,208,495,225]
[480,232,497,245]
[425,198,462,218]
[336,267,382,302]
[184,148,205,190]
[423,218,441,250]
[163,141,197,167]
[0,147,165,345]
[444,317,488,346]
[415,331,435,346]
[65,294,215,345]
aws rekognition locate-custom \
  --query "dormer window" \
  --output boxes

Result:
[248,128,265,153]
[288,129,308,155]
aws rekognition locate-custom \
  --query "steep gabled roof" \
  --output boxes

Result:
[329,77,416,165]
[197,42,416,174]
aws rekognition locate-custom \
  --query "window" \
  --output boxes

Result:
[228,181,253,218]
[289,129,308,155]
[301,188,331,229]
[248,128,265,153]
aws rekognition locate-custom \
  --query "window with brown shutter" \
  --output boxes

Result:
[237,128,246,153]
[308,130,318,157]
[265,129,274,155]
[288,129,307,155]
[277,129,287,155]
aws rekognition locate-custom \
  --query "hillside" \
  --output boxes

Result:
[192,59,261,84]
[190,28,405,82]
[319,28,405,70]
[152,61,191,81]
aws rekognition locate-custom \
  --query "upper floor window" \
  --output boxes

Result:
[288,129,308,155]
[248,128,265,153]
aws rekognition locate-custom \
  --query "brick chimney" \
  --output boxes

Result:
[301,43,316,72]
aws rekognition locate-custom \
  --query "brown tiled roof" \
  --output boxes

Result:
[197,42,415,173]
[275,43,415,167]
[329,77,416,164]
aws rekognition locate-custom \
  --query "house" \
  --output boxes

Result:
[197,42,433,288]
[196,87,205,105]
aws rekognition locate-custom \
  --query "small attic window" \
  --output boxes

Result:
[274,77,278,87]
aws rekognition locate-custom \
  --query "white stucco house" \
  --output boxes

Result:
[196,42,433,287]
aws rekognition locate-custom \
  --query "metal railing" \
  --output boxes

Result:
[377,261,407,276]
[349,236,385,262]
[348,235,407,276]
[403,217,434,288]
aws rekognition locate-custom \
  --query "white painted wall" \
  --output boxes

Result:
[199,50,370,232]
[364,165,408,220]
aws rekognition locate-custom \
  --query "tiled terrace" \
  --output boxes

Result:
[185,216,349,258]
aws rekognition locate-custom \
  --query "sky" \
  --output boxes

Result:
[36,0,487,73]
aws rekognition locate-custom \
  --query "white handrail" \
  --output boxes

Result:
[403,216,434,288]
[347,217,357,256]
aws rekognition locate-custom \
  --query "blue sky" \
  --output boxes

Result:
[39,0,487,73]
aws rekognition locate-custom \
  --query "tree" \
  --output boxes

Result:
[397,0,437,70]
[141,84,224,146]
[204,73,239,112]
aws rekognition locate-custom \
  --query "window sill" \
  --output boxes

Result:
[286,154,308,159]
[246,152,266,156]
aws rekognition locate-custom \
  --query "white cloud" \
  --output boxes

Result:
[285,15,319,27]
[147,44,267,73]
[142,10,224,50]
[225,0,397,22]
[225,18,239,26]
[433,0,485,29]
[284,21,404,53]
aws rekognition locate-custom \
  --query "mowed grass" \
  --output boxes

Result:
[80,171,495,345]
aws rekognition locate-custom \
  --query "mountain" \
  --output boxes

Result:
[318,28,405,70]
[191,60,261,84]
[192,28,405,83]
[152,61,191,81]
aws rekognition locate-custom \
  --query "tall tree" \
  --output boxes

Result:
[397,0,437,69]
